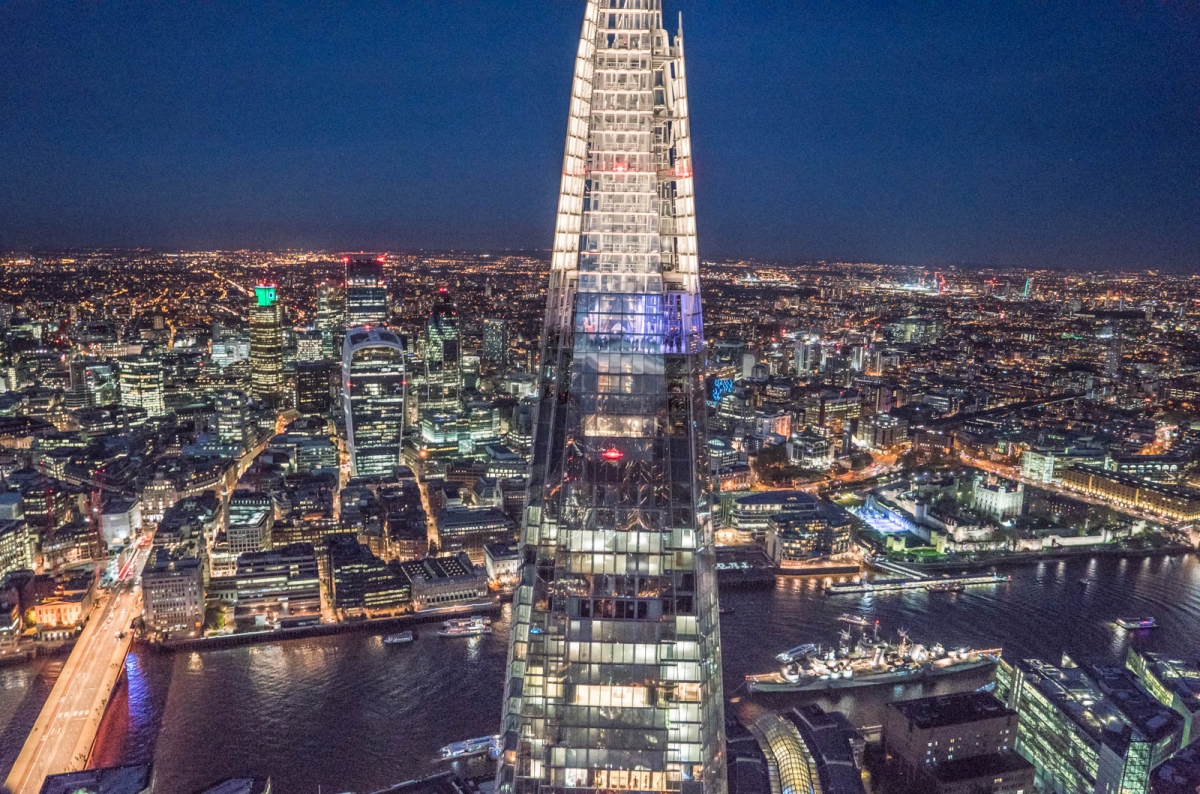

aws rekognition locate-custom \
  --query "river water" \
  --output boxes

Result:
[3,553,1198,793]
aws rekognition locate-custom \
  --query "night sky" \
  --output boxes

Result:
[2,2,1198,271]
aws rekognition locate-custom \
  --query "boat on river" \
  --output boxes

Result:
[383,631,414,645]
[438,617,493,637]
[747,622,1001,693]
[1115,616,1157,630]
[438,734,501,760]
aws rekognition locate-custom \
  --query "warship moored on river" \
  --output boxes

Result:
[746,620,1000,693]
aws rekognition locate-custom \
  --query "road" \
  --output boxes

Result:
[4,543,149,794]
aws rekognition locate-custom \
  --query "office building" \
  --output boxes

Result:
[343,326,407,476]
[421,290,461,416]
[436,506,514,565]
[68,359,118,408]
[99,496,142,547]
[234,542,322,629]
[1126,648,1200,747]
[396,552,487,611]
[483,539,521,585]
[765,504,854,569]
[216,389,254,452]
[482,318,509,370]
[495,4,726,793]
[249,284,284,404]
[295,329,323,362]
[346,259,388,327]
[853,414,908,450]
[226,491,274,556]
[324,534,410,618]
[882,691,1030,794]
[141,543,205,636]
[296,361,336,415]
[0,520,35,579]
[118,355,165,417]
[995,654,1183,794]
[317,281,345,359]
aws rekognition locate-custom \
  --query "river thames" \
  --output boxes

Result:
[3,552,1198,793]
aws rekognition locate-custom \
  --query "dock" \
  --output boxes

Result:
[825,571,1008,595]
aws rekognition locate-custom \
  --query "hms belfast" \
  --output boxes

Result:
[495,2,726,794]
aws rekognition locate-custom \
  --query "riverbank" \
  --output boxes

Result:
[76,554,1200,794]
[899,543,1194,573]
[145,600,502,653]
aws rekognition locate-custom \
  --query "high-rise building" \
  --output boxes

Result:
[317,281,345,359]
[343,326,407,476]
[482,318,509,370]
[421,289,461,416]
[346,259,388,328]
[67,359,118,409]
[296,360,336,415]
[118,355,165,417]
[495,4,726,794]
[249,284,284,404]
[793,336,820,377]
[295,329,323,362]
[216,390,254,452]
[1106,329,1123,380]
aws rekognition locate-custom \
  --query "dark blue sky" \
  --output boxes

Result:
[2,2,1198,271]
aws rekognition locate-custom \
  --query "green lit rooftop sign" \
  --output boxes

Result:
[255,285,277,307]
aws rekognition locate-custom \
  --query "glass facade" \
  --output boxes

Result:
[118,355,165,417]
[995,656,1181,794]
[317,281,345,359]
[421,290,462,417]
[484,318,510,370]
[496,3,725,794]
[343,326,407,476]
[249,283,284,403]
[345,259,388,328]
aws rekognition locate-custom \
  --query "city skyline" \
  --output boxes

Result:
[2,3,1198,271]
[5,3,1200,794]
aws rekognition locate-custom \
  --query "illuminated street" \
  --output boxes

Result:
[4,543,149,794]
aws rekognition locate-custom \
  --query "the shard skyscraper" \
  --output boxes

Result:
[496,2,725,794]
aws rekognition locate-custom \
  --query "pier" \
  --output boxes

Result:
[825,571,1009,595]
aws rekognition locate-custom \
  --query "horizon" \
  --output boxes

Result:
[2,2,1198,272]
[2,247,1197,276]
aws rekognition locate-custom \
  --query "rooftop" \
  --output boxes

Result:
[932,751,1033,784]
[485,540,522,560]
[889,691,1014,730]
[1130,650,1200,714]
[1014,656,1183,754]
[39,763,153,794]
[735,491,820,510]
[398,552,478,583]
[192,778,271,794]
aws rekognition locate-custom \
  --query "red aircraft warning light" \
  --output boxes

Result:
[601,447,624,462]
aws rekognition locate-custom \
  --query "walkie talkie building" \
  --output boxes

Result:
[496,2,725,794]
